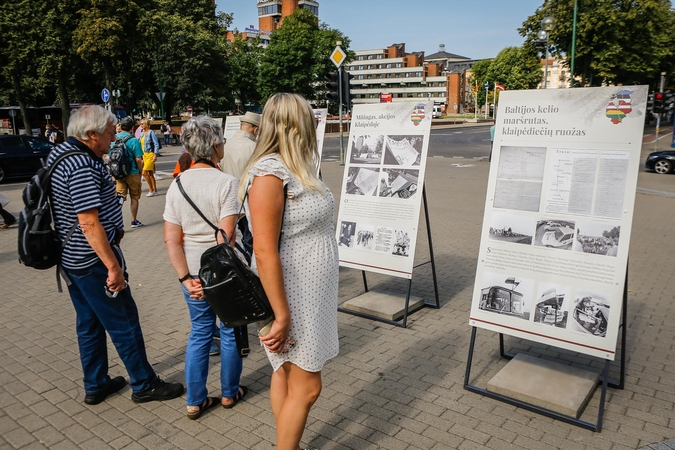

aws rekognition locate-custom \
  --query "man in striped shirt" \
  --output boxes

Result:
[49,105,183,405]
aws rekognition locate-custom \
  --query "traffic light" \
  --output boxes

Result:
[326,72,340,103]
[654,92,665,113]
[341,71,355,109]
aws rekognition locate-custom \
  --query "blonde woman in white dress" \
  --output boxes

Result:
[240,93,339,450]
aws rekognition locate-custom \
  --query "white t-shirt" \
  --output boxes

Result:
[163,167,240,275]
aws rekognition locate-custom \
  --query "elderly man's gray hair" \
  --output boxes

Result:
[67,105,116,140]
[181,116,224,161]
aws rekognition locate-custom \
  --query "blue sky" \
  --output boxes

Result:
[216,0,545,60]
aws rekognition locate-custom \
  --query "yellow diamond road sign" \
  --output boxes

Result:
[330,47,346,68]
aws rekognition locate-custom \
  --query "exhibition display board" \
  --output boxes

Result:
[314,108,328,162]
[223,115,241,140]
[335,102,432,278]
[469,86,648,360]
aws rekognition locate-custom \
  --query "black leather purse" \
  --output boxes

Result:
[176,176,276,331]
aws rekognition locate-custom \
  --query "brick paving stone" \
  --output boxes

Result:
[3,147,675,449]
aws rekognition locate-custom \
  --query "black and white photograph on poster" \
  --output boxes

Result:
[354,224,375,251]
[349,135,385,164]
[379,169,419,199]
[533,219,576,250]
[533,283,571,328]
[479,272,533,320]
[574,222,620,257]
[570,290,610,338]
[373,226,394,253]
[391,229,411,257]
[345,167,380,196]
[493,146,547,212]
[338,221,356,248]
[488,212,533,245]
[383,135,423,166]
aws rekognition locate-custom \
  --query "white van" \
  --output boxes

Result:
[432,105,443,118]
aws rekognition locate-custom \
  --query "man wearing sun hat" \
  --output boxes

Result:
[219,111,261,179]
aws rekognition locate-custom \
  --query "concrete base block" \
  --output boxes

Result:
[341,289,424,321]
[487,353,600,418]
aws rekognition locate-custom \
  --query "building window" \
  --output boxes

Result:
[357,75,364,80]
[358,65,363,70]
[397,93,403,98]
[367,65,372,70]
[358,55,364,60]
[395,63,402,68]
[386,63,392,69]
[405,73,411,78]
[258,4,281,15]
[416,72,422,77]
[377,54,383,59]
[299,5,319,15]
[367,55,373,60]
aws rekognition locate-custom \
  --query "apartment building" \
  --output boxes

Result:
[347,43,477,113]
[540,57,572,89]
[227,0,319,45]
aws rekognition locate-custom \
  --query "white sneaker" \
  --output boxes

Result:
[146,192,154,197]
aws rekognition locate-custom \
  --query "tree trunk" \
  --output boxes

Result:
[58,71,71,138]
[11,71,32,135]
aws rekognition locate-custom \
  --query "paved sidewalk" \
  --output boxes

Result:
[1,154,675,449]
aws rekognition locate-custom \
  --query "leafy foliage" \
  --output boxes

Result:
[258,8,352,105]
[0,1,350,127]
[470,47,542,107]
[520,0,675,88]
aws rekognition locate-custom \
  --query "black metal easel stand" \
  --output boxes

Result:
[338,186,440,328]
[463,266,628,432]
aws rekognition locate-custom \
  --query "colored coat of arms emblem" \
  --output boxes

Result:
[606,90,633,124]
[411,104,426,126]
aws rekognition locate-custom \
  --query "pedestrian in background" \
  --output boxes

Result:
[240,93,339,450]
[0,193,16,228]
[163,116,246,419]
[220,112,260,179]
[162,121,172,146]
[48,105,184,405]
[115,117,145,228]
[140,119,160,197]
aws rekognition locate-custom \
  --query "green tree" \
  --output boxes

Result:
[258,8,351,105]
[227,33,264,112]
[469,47,541,108]
[0,0,44,131]
[520,0,675,88]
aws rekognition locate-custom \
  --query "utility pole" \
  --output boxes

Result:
[655,72,666,151]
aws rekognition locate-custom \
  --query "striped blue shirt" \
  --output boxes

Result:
[48,137,124,269]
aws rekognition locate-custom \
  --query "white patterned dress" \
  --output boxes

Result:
[245,154,339,372]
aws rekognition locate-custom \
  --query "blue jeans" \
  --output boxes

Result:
[182,283,242,406]
[65,260,157,395]
[164,135,170,145]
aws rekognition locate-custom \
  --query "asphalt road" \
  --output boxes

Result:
[321,125,492,161]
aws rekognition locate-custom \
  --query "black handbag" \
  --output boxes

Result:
[175,176,284,330]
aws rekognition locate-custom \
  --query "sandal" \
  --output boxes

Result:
[186,396,220,420]
[222,386,247,409]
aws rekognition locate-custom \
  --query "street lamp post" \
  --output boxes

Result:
[538,16,556,89]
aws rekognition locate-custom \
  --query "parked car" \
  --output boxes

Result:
[645,150,675,174]
[0,135,54,183]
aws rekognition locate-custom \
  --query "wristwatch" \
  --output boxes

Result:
[178,273,192,283]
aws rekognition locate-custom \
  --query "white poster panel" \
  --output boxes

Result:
[224,115,242,140]
[469,86,648,360]
[314,108,328,161]
[335,102,432,278]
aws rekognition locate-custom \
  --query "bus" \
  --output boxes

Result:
[479,286,524,316]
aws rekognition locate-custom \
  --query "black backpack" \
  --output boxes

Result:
[18,150,88,271]
[107,135,133,180]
